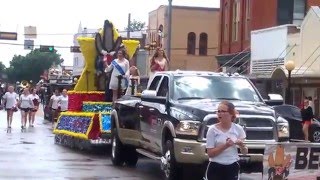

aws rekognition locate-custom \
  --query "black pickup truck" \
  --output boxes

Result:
[110,71,289,179]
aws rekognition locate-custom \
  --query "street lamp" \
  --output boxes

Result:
[285,60,295,104]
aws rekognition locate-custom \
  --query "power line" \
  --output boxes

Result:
[225,53,250,72]
[0,42,71,49]
[9,28,159,37]
[293,43,320,75]
[215,46,250,72]
[0,42,219,53]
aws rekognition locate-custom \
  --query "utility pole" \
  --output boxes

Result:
[167,0,172,68]
[127,13,131,39]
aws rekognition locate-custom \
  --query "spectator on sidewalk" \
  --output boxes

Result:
[28,88,41,127]
[301,97,313,142]
[2,86,19,129]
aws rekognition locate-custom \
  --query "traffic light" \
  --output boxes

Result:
[70,46,81,53]
[40,45,54,52]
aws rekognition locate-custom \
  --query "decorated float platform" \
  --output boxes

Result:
[53,19,140,150]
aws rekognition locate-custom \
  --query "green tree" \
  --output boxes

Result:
[125,20,146,32]
[6,49,63,83]
[0,61,7,81]
[0,61,6,72]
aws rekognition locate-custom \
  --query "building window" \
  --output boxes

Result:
[187,32,196,55]
[232,0,240,42]
[157,24,163,47]
[199,33,208,56]
[223,2,229,43]
[277,0,293,25]
[293,0,305,26]
[245,0,251,40]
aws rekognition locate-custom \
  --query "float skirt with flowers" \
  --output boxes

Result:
[53,35,113,149]
[53,91,113,149]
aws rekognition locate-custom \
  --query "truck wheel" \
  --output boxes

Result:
[161,139,182,180]
[111,128,125,166]
[310,127,320,142]
[124,147,138,167]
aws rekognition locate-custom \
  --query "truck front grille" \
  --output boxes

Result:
[201,115,276,141]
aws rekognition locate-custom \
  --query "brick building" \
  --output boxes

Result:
[217,0,320,74]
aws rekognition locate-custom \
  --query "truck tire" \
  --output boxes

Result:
[162,139,182,180]
[310,127,320,142]
[124,147,138,167]
[111,128,125,166]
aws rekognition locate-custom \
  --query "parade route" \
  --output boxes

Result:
[0,108,262,179]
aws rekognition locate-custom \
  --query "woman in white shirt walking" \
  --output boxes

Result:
[28,88,40,127]
[2,86,18,129]
[49,89,61,127]
[205,101,248,180]
[58,89,68,112]
[18,88,34,130]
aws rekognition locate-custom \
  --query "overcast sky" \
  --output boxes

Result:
[0,0,219,67]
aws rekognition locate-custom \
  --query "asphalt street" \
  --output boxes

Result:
[0,108,262,180]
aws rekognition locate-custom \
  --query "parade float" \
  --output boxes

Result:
[53,20,140,150]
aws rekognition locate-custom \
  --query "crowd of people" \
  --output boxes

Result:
[0,85,69,131]
[0,86,40,130]
[48,88,69,128]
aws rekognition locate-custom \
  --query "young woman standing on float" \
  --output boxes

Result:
[2,85,19,129]
[205,101,248,180]
[105,49,130,102]
[149,48,169,76]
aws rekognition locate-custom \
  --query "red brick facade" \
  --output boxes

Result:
[218,0,320,56]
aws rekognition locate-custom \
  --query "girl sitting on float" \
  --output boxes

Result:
[125,66,140,96]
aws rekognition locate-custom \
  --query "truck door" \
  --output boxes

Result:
[139,75,162,149]
[151,76,169,153]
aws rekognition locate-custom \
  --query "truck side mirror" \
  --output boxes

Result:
[141,90,167,104]
[264,94,284,106]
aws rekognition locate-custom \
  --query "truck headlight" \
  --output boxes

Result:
[176,120,200,136]
[277,116,290,139]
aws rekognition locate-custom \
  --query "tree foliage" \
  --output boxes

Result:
[6,49,63,83]
[126,20,146,32]
[0,62,6,74]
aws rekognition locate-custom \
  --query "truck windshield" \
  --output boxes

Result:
[173,76,262,102]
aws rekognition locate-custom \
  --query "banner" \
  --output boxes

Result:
[263,143,320,180]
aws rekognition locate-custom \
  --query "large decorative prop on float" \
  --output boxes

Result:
[53,19,140,150]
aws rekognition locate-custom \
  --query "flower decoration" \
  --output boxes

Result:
[53,112,95,139]
[99,113,111,133]
[82,101,112,113]
[67,91,105,111]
